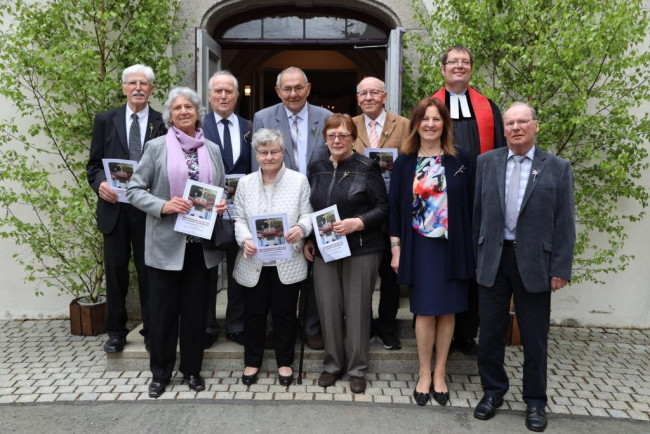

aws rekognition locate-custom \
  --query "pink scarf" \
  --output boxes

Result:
[166,126,213,198]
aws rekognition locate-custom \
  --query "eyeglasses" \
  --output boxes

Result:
[444,59,471,67]
[257,149,283,157]
[357,90,385,98]
[280,85,307,95]
[326,133,351,141]
[123,81,151,87]
[505,119,534,129]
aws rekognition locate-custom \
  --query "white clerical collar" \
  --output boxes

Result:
[448,89,470,119]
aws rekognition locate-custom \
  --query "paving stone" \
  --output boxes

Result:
[56,393,79,401]
[97,393,119,401]
[214,391,235,400]
[627,410,650,421]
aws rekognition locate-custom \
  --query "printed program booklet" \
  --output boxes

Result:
[364,148,397,192]
[310,205,351,263]
[249,213,291,261]
[174,179,224,239]
[102,158,137,203]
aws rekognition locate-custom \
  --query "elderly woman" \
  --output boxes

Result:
[304,113,388,394]
[233,128,312,387]
[388,96,474,406]
[127,87,227,398]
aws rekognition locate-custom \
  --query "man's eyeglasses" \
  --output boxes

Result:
[280,85,307,95]
[257,149,283,157]
[444,59,471,67]
[123,81,151,87]
[326,133,351,141]
[505,119,534,129]
[357,90,385,98]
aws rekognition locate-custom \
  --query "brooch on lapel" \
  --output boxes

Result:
[454,165,466,176]
[244,131,251,143]
[532,168,540,182]
[148,123,153,137]
[311,126,318,137]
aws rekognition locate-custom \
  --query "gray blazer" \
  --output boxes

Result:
[126,135,226,271]
[251,102,332,173]
[473,146,575,293]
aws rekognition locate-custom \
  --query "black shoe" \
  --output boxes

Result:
[413,376,431,406]
[375,333,402,350]
[431,390,450,406]
[103,336,126,353]
[525,407,547,432]
[278,373,293,387]
[226,332,244,345]
[241,370,259,386]
[184,374,205,392]
[148,380,167,398]
[474,395,504,420]
[452,337,478,355]
[203,333,218,349]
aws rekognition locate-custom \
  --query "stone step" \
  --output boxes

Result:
[107,324,478,376]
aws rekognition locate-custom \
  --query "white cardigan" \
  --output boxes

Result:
[233,165,313,287]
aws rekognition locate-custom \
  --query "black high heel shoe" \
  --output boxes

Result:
[431,389,450,406]
[413,377,431,406]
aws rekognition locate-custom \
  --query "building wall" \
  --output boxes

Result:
[1,0,648,327]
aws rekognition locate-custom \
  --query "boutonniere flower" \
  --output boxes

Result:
[454,165,466,176]
[312,126,318,136]
[244,131,251,142]
[531,168,540,182]
[148,123,153,137]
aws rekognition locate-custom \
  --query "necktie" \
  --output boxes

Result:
[128,113,142,161]
[291,114,299,168]
[220,119,234,168]
[505,155,525,232]
[368,120,379,148]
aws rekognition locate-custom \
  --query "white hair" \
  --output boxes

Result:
[208,70,239,93]
[121,64,155,83]
[162,87,206,128]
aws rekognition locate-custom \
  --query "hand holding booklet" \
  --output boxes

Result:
[310,205,351,262]
[102,158,137,203]
[174,179,224,239]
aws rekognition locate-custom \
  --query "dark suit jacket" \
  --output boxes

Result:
[473,146,575,292]
[86,105,167,234]
[202,112,252,175]
[352,111,410,154]
[388,148,475,285]
[252,102,332,173]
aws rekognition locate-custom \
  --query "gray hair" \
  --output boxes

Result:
[252,128,285,152]
[276,67,308,87]
[122,64,155,83]
[162,87,206,128]
[356,77,385,93]
[504,101,538,120]
[208,70,239,93]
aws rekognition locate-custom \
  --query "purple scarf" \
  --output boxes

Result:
[166,126,213,198]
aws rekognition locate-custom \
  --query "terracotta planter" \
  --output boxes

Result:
[70,296,107,336]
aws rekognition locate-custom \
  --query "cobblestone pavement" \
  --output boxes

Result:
[1,320,648,422]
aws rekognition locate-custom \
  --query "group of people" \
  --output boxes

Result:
[87,45,575,433]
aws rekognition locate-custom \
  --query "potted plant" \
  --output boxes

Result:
[0,0,185,335]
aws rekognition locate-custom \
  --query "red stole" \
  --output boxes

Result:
[433,86,495,154]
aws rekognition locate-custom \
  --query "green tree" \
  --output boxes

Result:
[406,0,650,283]
[0,0,186,301]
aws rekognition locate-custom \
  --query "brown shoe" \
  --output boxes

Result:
[349,376,366,394]
[317,371,342,388]
[305,333,324,350]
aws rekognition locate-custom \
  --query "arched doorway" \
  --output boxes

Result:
[196,6,403,119]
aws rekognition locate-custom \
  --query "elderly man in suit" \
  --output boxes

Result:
[433,45,506,356]
[352,76,409,350]
[202,70,252,348]
[473,102,575,432]
[87,64,167,353]
[252,66,331,350]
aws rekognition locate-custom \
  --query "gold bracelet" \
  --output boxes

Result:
[390,241,400,248]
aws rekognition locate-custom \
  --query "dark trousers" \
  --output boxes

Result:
[103,203,149,339]
[148,243,210,382]
[454,279,480,339]
[374,235,399,337]
[244,267,300,368]
[206,247,245,336]
[477,244,551,407]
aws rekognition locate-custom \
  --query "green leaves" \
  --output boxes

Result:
[0,0,186,302]
[407,0,650,283]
